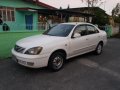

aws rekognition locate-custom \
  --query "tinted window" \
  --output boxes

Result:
[74,25,87,36]
[87,25,99,34]
[43,24,75,37]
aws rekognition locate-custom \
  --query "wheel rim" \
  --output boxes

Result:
[97,44,102,54]
[52,56,63,69]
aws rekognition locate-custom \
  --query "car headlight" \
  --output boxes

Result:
[25,47,43,55]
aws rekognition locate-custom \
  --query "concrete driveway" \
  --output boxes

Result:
[0,38,120,90]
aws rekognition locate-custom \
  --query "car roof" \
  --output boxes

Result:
[61,22,93,25]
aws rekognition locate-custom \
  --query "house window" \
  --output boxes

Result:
[11,10,15,21]
[0,7,15,22]
[3,9,7,21]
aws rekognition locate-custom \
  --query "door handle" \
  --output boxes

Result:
[86,39,88,40]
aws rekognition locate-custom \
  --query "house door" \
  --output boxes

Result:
[25,15,33,30]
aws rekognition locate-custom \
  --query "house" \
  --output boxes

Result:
[62,7,94,23]
[36,9,93,30]
[66,7,109,25]
[0,0,56,31]
[0,0,95,32]
[67,7,120,36]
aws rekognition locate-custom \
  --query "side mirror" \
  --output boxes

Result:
[73,33,81,38]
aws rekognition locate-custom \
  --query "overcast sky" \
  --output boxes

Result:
[40,0,120,15]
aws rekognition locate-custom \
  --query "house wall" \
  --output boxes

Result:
[112,23,119,35]
[0,0,45,31]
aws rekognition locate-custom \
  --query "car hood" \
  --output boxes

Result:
[16,35,65,48]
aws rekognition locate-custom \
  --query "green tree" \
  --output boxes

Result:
[112,3,120,23]
[81,0,107,24]
[112,3,120,32]
[112,3,120,16]
[92,7,109,25]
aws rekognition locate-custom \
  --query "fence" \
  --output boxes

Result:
[98,25,119,37]
[0,23,119,37]
[0,22,59,32]
[38,22,58,31]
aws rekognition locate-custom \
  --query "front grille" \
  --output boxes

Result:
[14,45,25,53]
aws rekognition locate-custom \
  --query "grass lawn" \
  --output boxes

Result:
[0,31,44,59]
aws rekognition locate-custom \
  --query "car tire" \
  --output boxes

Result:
[95,43,103,55]
[48,52,65,71]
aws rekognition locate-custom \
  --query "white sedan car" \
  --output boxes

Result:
[12,22,107,71]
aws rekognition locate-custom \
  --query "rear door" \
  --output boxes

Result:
[86,25,100,51]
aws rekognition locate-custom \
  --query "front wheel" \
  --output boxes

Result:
[48,52,65,71]
[95,43,103,55]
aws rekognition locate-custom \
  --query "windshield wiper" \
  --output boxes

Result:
[45,33,57,36]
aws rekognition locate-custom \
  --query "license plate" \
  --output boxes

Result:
[18,60,26,65]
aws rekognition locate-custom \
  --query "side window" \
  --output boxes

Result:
[87,25,99,35]
[74,25,87,36]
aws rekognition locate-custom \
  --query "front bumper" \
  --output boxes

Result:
[12,49,50,68]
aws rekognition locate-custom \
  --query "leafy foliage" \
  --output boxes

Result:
[112,3,120,16]
[113,16,120,23]
[91,8,109,25]
[81,0,109,25]
[112,3,120,23]
[81,0,103,7]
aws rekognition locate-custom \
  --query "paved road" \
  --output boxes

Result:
[0,38,120,90]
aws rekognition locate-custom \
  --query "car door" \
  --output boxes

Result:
[86,25,100,51]
[69,25,88,57]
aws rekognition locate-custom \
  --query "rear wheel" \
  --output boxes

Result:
[95,43,103,55]
[48,52,65,71]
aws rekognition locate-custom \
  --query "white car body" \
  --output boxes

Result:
[12,22,107,68]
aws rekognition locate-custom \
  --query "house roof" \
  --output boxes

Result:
[66,7,105,12]
[36,9,94,17]
[64,7,108,16]
[16,7,37,12]
[23,0,57,9]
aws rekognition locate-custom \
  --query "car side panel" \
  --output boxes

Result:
[86,33,101,51]
[68,36,89,58]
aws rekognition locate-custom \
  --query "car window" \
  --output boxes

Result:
[87,25,99,35]
[43,24,75,37]
[73,25,87,36]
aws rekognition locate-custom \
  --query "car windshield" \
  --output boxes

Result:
[43,24,75,37]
